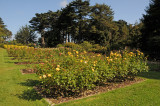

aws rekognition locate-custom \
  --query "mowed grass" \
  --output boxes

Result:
[57,65,160,105]
[0,48,48,106]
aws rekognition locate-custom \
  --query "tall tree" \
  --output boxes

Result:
[88,4,118,47]
[15,25,37,44]
[68,0,90,43]
[29,13,49,47]
[0,17,12,42]
[141,0,160,52]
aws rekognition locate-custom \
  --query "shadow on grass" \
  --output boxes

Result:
[17,79,42,101]
[17,88,42,101]
[19,79,41,87]
[138,71,160,80]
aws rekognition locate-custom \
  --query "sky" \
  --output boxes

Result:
[0,0,150,39]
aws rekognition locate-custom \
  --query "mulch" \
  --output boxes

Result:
[21,69,36,74]
[15,62,40,65]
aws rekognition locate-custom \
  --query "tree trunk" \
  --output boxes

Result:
[41,36,45,48]
[41,30,45,48]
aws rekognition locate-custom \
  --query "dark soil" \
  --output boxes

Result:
[35,78,145,105]
[21,69,36,74]
[15,62,40,65]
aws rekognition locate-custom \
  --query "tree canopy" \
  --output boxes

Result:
[141,0,160,53]
[0,17,12,42]
[15,25,37,44]
[28,0,145,50]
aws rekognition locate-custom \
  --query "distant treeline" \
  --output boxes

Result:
[29,0,143,50]
[1,0,159,59]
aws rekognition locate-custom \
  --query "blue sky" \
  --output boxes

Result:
[0,0,150,39]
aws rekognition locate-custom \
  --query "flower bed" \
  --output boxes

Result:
[5,45,148,97]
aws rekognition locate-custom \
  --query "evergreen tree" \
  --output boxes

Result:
[88,4,118,47]
[68,0,90,43]
[29,13,49,47]
[0,17,12,42]
[15,25,37,44]
[141,0,160,52]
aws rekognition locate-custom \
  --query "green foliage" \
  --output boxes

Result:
[15,25,37,44]
[141,0,160,54]
[29,1,144,49]
[64,42,83,51]
[0,43,4,48]
[80,41,92,50]
[5,45,148,97]
[57,44,64,48]
[0,17,12,42]
[35,49,148,97]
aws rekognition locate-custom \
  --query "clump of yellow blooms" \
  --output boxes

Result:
[56,65,60,71]
[48,74,51,77]
[97,54,101,57]
[4,45,34,49]
[76,51,79,54]
[92,68,94,72]
[83,51,87,54]
[68,52,72,56]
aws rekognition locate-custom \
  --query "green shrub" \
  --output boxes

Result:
[35,49,148,97]
[64,42,83,51]
[0,43,4,48]
[5,44,148,97]
[57,44,64,48]
[80,41,92,50]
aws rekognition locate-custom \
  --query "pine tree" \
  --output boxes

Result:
[15,25,37,44]
[141,0,160,53]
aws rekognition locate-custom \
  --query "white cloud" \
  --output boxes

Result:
[60,0,68,8]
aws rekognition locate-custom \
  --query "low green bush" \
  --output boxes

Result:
[35,49,148,97]
[0,43,4,48]
[57,44,64,48]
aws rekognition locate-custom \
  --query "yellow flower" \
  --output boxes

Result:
[76,51,79,54]
[48,74,51,77]
[80,60,83,63]
[92,68,94,72]
[68,52,72,55]
[84,51,87,54]
[94,61,97,64]
[39,76,42,79]
[56,67,60,71]
[97,54,101,57]
[43,75,46,78]
[93,64,96,66]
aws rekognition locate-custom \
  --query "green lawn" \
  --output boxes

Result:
[0,48,48,106]
[1,48,160,106]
